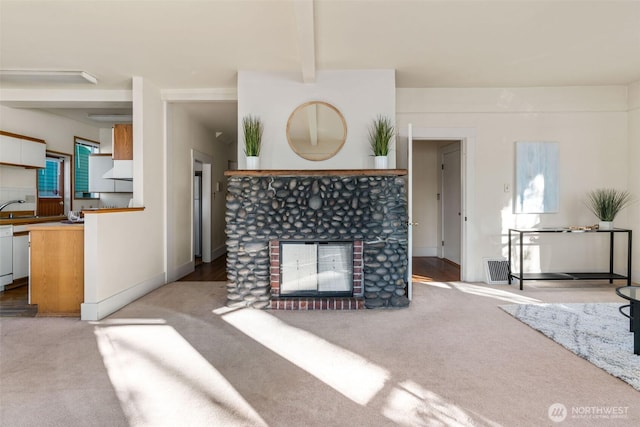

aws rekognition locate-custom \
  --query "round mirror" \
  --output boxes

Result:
[286,101,347,161]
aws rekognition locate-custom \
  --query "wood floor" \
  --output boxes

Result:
[177,255,460,283]
[0,256,459,316]
[178,255,228,281]
[0,284,37,317]
[412,257,461,282]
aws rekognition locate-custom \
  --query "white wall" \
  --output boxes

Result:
[0,105,101,211]
[627,80,640,281]
[237,70,396,169]
[82,77,165,320]
[166,103,234,280]
[398,86,630,282]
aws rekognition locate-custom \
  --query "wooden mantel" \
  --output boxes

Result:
[224,169,407,177]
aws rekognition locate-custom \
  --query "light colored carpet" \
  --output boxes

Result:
[2,280,640,426]
[500,303,640,391]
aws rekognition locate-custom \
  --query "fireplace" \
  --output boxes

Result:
[224,170,409,310]
[280,242,353,296]
[270,240,364,298]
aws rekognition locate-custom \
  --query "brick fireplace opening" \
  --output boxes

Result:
[269,240,364,309]
[224,170,410,310]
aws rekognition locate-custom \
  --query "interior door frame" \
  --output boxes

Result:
[39,150,71,216]
[407,126,476,282]
[440,142,462,263]
[191,151,212,264]
[193,171,203,258]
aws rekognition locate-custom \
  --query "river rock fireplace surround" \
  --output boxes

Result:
[224,170,409,310]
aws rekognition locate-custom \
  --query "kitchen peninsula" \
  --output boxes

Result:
[27,222,84,316]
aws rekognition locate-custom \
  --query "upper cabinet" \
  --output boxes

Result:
[0,131,46,168]
[113,124,133,160]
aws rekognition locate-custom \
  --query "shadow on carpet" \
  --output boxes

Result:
[500,303,640,391]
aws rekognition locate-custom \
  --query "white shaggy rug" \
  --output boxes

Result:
[500,303,640,391]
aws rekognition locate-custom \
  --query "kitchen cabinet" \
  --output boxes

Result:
[113,124,133,160]
[89,154,133,192]
[0,225,12,288]
[0,131,46,168]
[12,231,29,280]
[21,139,46,167]
[28,223,84,316]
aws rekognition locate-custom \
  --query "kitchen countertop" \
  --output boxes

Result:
[25,221,84,231]
[0,216,66,226]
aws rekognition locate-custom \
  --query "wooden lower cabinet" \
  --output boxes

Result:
[28,224,84,316]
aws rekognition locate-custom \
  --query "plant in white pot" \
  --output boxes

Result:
[243,115,263,170]
[368,115,394,169]
[586,188,632,230]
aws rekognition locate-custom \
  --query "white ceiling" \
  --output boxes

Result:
[1,0,639,136]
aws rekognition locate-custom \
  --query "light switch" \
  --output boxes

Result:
[504,184,510,193]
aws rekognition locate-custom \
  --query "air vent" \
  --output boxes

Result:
[483,258,510,284]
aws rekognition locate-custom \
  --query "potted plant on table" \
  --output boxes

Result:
[243,115,263,170]
[586,188,633,230]
[368,115,394,169]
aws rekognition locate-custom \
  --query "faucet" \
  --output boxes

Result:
[0,200,26,212]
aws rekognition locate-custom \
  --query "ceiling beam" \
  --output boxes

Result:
[0,88,131,108]
[293,0,316,83]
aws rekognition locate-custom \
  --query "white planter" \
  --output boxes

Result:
[246,156,260,170]
[599,221,614,230]
[374,156,388,169]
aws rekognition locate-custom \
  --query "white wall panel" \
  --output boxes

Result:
[398,86,629,281]
[237,70,395,170]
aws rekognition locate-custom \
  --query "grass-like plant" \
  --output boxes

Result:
[586,188,632,221]
[243,115,263,157]
[368,115,394,156]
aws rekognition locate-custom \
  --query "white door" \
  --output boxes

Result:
[193,174,202,258]
[406,124,413,300]
[442,145,461,264]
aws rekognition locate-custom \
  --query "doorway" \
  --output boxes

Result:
[407,126,475,282]
[411,140,462,269]
[37,151,71,216]
[191,151,212,265]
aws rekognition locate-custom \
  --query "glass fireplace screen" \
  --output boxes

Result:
[280,242,353,296]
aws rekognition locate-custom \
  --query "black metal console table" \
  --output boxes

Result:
[508,228,632,290]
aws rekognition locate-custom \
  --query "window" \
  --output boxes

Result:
[74,136,99,199]
[38,156,63,197]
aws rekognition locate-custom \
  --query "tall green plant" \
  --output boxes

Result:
[243,115,263,156]
[586,188,632,221]
[368,115,394,156]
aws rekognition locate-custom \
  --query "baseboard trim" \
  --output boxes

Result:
[211,244,226,260]
[81,272,166,321]
[170,261,195,283]
[412,247,438,257]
